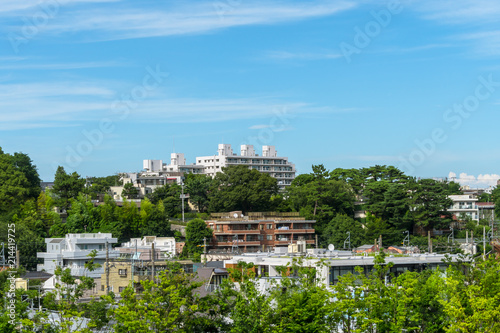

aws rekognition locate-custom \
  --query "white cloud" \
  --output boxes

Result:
[0,60,127,70]
[411,1,500,55]
[412,0,500,24]
[0,80,335,130]
[448,171,500,188]
[20,1,356,41]
[265,50,342,60]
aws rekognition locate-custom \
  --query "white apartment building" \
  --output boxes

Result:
[196,144,295,190]
[37,233,119,278]
[448,195,479,221]
[118,236,176,260]
[140,144,295,190]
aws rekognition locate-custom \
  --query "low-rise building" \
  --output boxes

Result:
[117,236,176,260]
[448,195,479,221]
[37,233,119,278]
[206,211,316,253]
[225,249,464,287]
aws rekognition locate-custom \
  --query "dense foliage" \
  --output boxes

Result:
[4,253,500,332]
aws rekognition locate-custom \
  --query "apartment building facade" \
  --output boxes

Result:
[205,211,316,253]
[37,233,119,278]
[448,195,479,221]
[196,144,295,190]
[141,144,296,191]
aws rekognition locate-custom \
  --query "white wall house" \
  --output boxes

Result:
[448,195,479,221]
[118,236,176,260]
[37,233,119,278]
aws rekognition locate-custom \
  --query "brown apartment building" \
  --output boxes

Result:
[206,211,316,253]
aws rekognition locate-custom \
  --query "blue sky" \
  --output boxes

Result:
[1,0,499,188]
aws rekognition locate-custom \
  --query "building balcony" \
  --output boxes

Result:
[274,228,315,234]
[211,241,262,246]
[60,249,120,259]
[214,229,260,234]
[36,252,62,259]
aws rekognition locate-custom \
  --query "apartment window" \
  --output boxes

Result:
[267,235,273,241]
[216,225,222,232]
[119,269,127,276]
[259,224,264,230]
[101,285,105,291]
[266,224,273,230]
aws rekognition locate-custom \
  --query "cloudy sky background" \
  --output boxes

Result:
[0,0,499,188]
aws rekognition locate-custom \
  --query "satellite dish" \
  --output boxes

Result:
[328,244,335,251]
[233,213,238,218]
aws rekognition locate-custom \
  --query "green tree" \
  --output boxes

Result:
[11,152,42,199]
[84,175,122,200]
[208,165,279,213]
[184,218,212,261]
[184,174,212,212]
[52,166,85,210]
[139,199,172,237]
[121,182,139,200]
[0,148,30,214]
[409,178,453,231]
[287,165,355,242]
[110,262,223,332]
[323,214,364,250]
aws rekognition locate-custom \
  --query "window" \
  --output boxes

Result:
[101,285,105,291]
[119,269,127,276]
[266,224,273,230]
[119,287,125,293]
[267,235,273,241]
[259,224,264,230]
[216,225,222,232]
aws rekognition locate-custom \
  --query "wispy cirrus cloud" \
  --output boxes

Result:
[4,1,357,41]
[412,0,500,24]
[411,0,500,55]
[0,80,343,130]
[265,50,343,60]
[249,124,293,132]
[0,60,127,70]
[0,0,120,15]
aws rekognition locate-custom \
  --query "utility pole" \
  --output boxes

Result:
[131,239,136,287]
[181,183,185,224]
[483,226,486,259]
[151,242,155,283]
[428,231,432,253]
[105,239,109,295]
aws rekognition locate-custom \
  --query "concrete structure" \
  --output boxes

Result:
[196,144,295,190]
[37,233,119,278]
[225,250,464,287]
[114,144,296,199]
[118,236,176,260]
[96,259,198,296]
[206,211,315,253]
[448,195,479,221]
